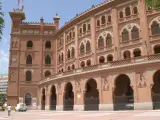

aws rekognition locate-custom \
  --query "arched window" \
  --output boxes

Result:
[133,48,141,57]
[67,66,71,71]
[122,29,129,41]
[73,31,75,38]
[27,41,33,48]
[107,54,113,62]
[123,51,131,59]
[80,43,85,54]
[106,34,112,46]
[131,26,139,40]
[83,24,87,32]
[98,36,104,48]
[45,41,51,49]
[87,60,91,66]
[88,24,91,31]
[108,15,111,22]
[81,61,85,68]
[61,53,64,62]
[97,20,100,27]
[86,41,91,53]
[45,71,51,77]
[99,56,105,63]
[72,64,75,70]
[26,55,32,65]
[67,49,71,59]
[26,71,32,81]
[133,7,138,14]
[151,21,160,35]
[58,54,61,63]
[61,68,64,73]
[154,45,160,54]
[69,32,72,39]
[119,11,123,18]
[101,16,106,24]
[80,28,82,34]
[125,7,131,16]
[25,93,32,106]
[45,55,51,65]
[71,47,75,58]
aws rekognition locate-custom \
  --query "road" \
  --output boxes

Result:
[0,110,160,120]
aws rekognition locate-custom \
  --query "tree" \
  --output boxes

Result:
[0,0,4,40]
[146,0,160,9]
[0,94,6,102]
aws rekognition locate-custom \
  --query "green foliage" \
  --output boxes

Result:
[0,0,4,40]
[0,94,6,102]
[146,0,160,9]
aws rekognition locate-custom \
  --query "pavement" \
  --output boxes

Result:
[0,110,160,120]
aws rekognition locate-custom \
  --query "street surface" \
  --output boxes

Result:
[0,110,160,120]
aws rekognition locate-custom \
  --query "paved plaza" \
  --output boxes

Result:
[0,110,160,120]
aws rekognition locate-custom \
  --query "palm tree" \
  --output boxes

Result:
[0,0,4,40]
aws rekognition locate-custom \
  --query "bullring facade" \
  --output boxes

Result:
[8,0,160,111]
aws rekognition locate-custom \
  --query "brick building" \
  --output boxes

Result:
[8,0,160,111]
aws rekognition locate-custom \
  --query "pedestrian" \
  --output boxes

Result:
[7,104,11,116]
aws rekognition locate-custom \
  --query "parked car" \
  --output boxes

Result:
[15,103,27,112]
[0,103,5,111]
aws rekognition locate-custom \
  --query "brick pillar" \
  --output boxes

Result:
[99,76,114,111]
[90,16,97,65]
[74,80,84,111]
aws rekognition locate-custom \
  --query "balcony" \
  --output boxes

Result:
[118,14,139,24]
[96,45,113,54]
[39,53,160,85]
[120,38,141,48]
[149,34,160,43]
[78,30,91,39]
[146,8,160,16]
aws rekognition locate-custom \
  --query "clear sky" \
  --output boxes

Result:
[0,0,105,75]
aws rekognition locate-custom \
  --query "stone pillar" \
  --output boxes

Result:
[75,25,79,69]
[74,80,84,111]
[90,16,97,65]
[45,87,50,110]
[99,76,113,111]
[138,0,150,56]
[56,83,63,111]
[63,33,66,71]
[111,7,120,61]
[134,72,153,110]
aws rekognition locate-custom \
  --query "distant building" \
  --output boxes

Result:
[0,75,8,95]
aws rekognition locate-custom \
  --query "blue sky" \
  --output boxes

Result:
[0,0,104,75]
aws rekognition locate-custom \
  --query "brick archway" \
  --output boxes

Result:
[41,88,45,110]
[113,74,134,111]
[63,82,74,111]
[152,70,160,110]
[84,78,99,111]
[50,85,56,110]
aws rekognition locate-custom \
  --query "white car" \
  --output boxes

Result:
[15,103,27,112]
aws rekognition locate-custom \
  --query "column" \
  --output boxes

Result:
[45,87,50,110]
[74,25,79,69]
[74,80,84,111]
[99,76,113,111]
[134,71,153,110]
[112,7,120,60]
[138,0,150,56]
[56,84,63,111]
[91,16,97,65]
[63,33,66,71]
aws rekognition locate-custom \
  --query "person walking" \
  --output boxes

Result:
[7,104,11,116]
